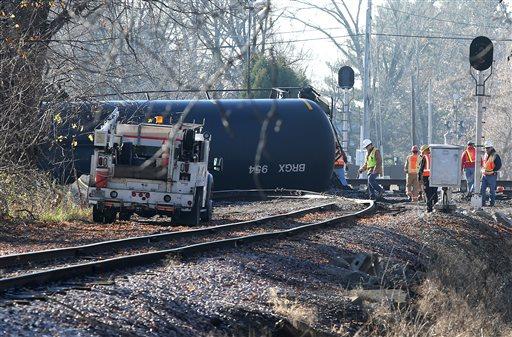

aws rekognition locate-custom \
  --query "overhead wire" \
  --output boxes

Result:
[376,5,505,30]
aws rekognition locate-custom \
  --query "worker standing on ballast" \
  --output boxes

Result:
[461,141,476,198]
[358,139,384,200]
[334,144,351,189]
[404,145,421,202]
[481,140,502,207]
[418,145,438,212]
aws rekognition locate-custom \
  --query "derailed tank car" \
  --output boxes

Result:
[43,99,336,192]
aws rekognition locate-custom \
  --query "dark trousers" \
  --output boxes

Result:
[368,172,383,199]
[422,176,438,212]
[481,174,497,206]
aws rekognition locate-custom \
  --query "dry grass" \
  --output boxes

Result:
[358,218,512,337]
[268,288,318,327]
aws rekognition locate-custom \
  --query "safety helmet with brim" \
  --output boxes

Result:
[362,139,372,148]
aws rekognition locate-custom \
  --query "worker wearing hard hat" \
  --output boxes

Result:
[461,141,476,197]
[358,139,384,200]
[404,145,421,201]
[481,140,502,207]
[418,145,438,212]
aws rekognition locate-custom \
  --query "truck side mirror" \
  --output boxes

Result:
[213,157,223,172]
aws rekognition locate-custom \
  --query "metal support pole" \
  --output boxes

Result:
[342,90,350,151]
[362,0,372,142]
[471,71,485,208]
[427,79,433,144]
[411,74,416,146]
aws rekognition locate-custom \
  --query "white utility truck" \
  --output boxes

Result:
[87,108,213,225]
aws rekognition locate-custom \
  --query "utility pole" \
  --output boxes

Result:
[246,3,252,98]
[362,0,372,141]
[427,79,433,144]
[411,74,416,146]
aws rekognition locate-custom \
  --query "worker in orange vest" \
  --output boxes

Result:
[418,145,438,212]
[461,141,476,197]
[481,140,502,207]
[334,144,350,189]
[404,145,421,201]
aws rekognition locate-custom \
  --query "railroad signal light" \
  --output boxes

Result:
[469,36,493,71]
[155,115,164,124]
[338,66,354,89]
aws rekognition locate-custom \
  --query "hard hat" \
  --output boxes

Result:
[420,144,430,152]
[484,140,494,148]
[362,139,372,148]
[411,145,419,152]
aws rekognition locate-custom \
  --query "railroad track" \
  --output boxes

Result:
[0,191,374,293]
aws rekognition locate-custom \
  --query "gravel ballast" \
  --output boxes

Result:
[2,196,509,336]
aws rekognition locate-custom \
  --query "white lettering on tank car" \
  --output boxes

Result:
[278,163,306,173]
[249,165,268,174]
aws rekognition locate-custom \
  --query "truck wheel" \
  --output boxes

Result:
[200,175,213,222]
[200,200,213,222]
[92,205,104,223]
[103,208,117,224]
[174,190,201,226]
[119,211,132,221]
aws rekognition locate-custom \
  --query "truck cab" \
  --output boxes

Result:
[87,109,213,225]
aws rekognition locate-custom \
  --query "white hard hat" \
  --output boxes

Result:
[484,140,494,148]
[362,139,372,148]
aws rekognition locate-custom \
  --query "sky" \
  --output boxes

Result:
[271,0,375,88]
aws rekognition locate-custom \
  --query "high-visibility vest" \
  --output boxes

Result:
[366,148,377,172]
[465,148,475,163]
[406,154,419,173]
[334,155,345,168]
[482,153,496,175]
[423,154,431,177]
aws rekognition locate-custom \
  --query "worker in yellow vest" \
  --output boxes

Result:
[358,139,384,200]
[480,140,502,207]
[418,145,438,212]
[404,145,421,201]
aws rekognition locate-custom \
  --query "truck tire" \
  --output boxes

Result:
[119,211,132,221]
[200,200,213,222]
[200,175,213,222]
[92,205,104,223]
[103,208,117,224]
[174,189,201,226]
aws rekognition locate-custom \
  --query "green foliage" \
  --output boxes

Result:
[39,201,90,223]
[248,53,309,98]
[0,170,89,222]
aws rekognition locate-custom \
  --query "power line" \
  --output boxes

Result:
[376,5,504,30]
[373,32,512,42]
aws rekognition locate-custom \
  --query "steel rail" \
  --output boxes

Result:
[0,199,374,292]
[211,188,332,200]
[0,202,336,269]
